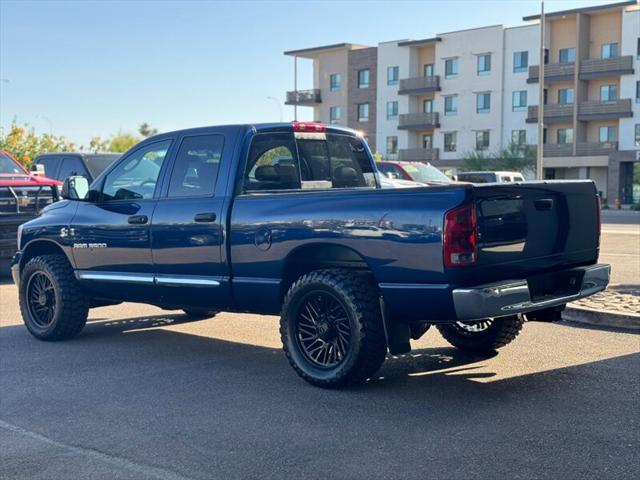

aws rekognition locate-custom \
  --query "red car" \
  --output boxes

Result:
[0,150,61,269]
[376,160,452,184]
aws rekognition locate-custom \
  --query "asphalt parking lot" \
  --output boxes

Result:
[1,220,639,480]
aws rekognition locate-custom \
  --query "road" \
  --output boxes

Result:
[1,277,639,479]
[1,213,638,479]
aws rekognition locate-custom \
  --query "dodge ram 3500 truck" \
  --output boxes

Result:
[12,122,610,388]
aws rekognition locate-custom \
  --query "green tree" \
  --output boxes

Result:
[107,132,139,153]
[462,141,534,175]
[0,122,77,167]
[138,122,158,138]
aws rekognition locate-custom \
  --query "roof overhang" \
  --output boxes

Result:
[283,43,369,58]
[397,37,442,48]
[523,0,637,21]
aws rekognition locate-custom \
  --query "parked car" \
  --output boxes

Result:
[377,160,452,184]
[12,122,609,388]
[0,150,60,270]
[456,171,526,183]
[32,152,120,183]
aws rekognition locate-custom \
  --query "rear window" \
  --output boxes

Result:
[35,156,62,179]
[84,154,120,179]
[458,173,496,183]
[244,132,375,192]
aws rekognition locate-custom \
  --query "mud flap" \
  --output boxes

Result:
[379,297,411,355]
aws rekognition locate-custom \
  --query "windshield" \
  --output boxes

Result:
[457,172,496,183]
[0,152,26,175]
[402,163,450,183]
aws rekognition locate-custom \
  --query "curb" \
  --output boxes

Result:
[563,306,640,331]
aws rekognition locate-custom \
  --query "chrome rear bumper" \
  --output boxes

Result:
[452,264,610,321]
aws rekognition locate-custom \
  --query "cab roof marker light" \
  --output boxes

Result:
[292,121,326,133]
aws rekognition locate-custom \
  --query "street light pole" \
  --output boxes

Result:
[536,0,545,180]
[294,56,298,121]
[266,96,283,122]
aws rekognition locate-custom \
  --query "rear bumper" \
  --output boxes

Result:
[452,264,610,321]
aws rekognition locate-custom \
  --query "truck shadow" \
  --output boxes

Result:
[2,316,638,479]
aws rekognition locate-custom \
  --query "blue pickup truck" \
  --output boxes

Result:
[12,122,609,388]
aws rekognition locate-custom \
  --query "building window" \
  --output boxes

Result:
[358,69,370,89]
[444,58,458,79]
[513,51,528,72]
[636,81,640,103]
[600,84,618,102]
[558,88,575,105]
[476,92,491,113]
[329,74,341,92]
[512,129,526,145]
[477,54,491,75]
[386,101,398,120]
[386,136,398,155]
[444,95,458,116]
[559,47,575,64]
[601,43,618,59]
[444,132,457,152]
[357,103,369,122]
[387,66,399,85]
[475,130,490,151]
[329,106,341,124]
[637,38,640,59]
[422,134,433,149]
[423,63,434,77]
[557,128,573,144]
[512,90,527,111]
[635,124,640,147]
[599,126,617,143]
[423,99,433,113]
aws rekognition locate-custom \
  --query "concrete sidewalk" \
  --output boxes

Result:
[563,285,640,330]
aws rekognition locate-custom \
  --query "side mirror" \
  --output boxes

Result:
[61,176,90,200]
[31,163,46,176]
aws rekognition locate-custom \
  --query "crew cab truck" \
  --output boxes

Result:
[12,122,609,388]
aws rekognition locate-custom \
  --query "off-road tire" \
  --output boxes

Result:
[436,315,524,354]
[280,269,387,388]
[182,309,217,319]
[19,254,89,341]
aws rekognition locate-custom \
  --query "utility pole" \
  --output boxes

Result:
[536,0,545,180]
[294,56,298,121]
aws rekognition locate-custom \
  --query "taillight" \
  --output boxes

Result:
[595,195,601,247]
[292,121,326,133]
[443,203,477,268]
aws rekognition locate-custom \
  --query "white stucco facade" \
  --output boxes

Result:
[619,8,639,152]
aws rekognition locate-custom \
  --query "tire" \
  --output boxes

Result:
[280,269,387,388]
[182,309,217,319]
[437,315,524,354]
[19,254,89,341]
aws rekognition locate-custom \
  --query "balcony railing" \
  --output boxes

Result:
[541,144,574,158]
[398,76,440,95]
[398,148,439,162]
[578,99,633,120]
[575,142,618,156]
[397,112,440,130]
[526,104,574,123]
[285,89,321,105]
[527,63,575,83]
[579,56,634,80]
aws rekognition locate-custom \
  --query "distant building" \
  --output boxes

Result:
[284,0,640,205]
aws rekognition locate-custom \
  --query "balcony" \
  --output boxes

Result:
[579,56,634,80]
[397,112,440,130]
[285,89,321,106]
[575,142,618,156]
[540,144,573,158]
[526,104,574,124]
[398,76,440,95]
[398,148,439,162]
[578,99,633,121]
[527,63,575,84]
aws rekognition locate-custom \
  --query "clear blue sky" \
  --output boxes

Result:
[0,0,609,146]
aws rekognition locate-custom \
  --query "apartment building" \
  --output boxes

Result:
[284,43,378,151]
[284,0,640,205]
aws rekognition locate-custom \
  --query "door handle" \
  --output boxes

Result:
[194,212,217,222]
[534,199,554,211]
[128,215,148,224]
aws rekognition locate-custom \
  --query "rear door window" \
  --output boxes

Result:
[58,156,89,180]
[167,134,224,198]
[244,133,300,192]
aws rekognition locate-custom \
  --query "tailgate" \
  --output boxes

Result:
[464,181,599,284]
